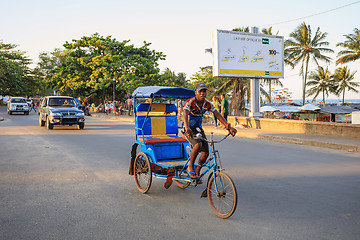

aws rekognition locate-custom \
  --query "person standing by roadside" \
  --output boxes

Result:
[29,99,36,112]
[221,94,229,121]
[35,100,39,111]
[177,99,183,121]
[125,98,133,116]
[104,101,109,115]
[211,96,221,127]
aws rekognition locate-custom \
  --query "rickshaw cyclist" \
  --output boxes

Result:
[182,83,237,180]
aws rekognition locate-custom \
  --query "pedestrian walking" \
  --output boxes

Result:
[221,94,229,121]
[104,101,110,115]
[35,101,39,111]
[212,96,221,126]
[29,99,36,112]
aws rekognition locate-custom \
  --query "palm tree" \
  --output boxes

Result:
[336,28,360,65]
[333,66,359,104]
[161,68,189,87]
[285,22,334,105]
[306,66,336,105]
[233,26,250,32]
[261,26,278,36]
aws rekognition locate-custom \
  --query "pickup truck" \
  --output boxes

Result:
[38,96,85,130]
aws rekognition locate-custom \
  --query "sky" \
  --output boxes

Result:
[1,0,360,100]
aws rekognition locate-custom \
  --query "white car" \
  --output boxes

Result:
[7,97,30,115]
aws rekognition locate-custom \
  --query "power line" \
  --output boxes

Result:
[258,0,360,27]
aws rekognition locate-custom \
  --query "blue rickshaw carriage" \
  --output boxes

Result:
[128,86,238,219]
[129,86,195,190]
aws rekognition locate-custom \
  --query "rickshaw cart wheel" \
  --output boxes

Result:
[175,170,191,189]
[134,152,152,193]
[175,180,191,189]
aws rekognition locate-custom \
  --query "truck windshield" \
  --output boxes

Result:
[11,98,26,103]
[48,98,76,107]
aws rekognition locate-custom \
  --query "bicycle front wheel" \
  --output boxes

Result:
[207,171,237,219]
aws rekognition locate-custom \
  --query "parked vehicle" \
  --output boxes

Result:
[78,104,91,116]
[38,96,85,130]
[7,97,30,115]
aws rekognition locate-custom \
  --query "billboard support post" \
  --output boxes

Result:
[249,27,262,117]
[250,77,262,117]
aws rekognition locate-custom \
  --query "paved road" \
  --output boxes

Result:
[1,108,360,240]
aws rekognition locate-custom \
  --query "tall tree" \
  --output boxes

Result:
[306,66,336,105]
[0,41,41,96]
[284,22,334,105]
[333,66,359,104]
[190,66,223,99]
[49,33,165,101]
[336,28,360,65]
[34,48,67,82]
[160,68,189,87]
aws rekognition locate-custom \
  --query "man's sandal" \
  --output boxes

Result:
[187,169,198,179]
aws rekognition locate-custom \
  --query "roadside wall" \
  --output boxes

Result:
[228,116,360,139]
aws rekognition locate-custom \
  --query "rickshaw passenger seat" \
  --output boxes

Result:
[135,103,186,144]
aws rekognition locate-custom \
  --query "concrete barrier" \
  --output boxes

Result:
[228,116,360,139]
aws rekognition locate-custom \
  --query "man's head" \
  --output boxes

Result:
[221,94,225,100]
[195,83,207,101]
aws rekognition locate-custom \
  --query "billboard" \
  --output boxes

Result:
[213,30,284,78]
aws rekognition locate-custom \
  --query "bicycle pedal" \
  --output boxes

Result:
[191,179,197,186]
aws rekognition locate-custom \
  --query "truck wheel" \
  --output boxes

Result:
[46,117,53,130]
[77,123,85,129]
[39,114,45,126]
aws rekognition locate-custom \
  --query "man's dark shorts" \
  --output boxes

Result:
[182,128,209,153]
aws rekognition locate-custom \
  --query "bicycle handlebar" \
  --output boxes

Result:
[194,132,231,143]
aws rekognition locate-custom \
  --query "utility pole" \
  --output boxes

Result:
[112,79,116,102]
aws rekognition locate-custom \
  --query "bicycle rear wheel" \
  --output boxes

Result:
[207,171,237,219]
[134,152,152,193]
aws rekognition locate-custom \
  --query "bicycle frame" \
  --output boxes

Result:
[178,133,229,191]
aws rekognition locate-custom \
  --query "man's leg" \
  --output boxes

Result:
[196,151,209,176]
[188,142,202,177]
[213,113,217,127]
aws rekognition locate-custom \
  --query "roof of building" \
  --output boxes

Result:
[319,106,357,114]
